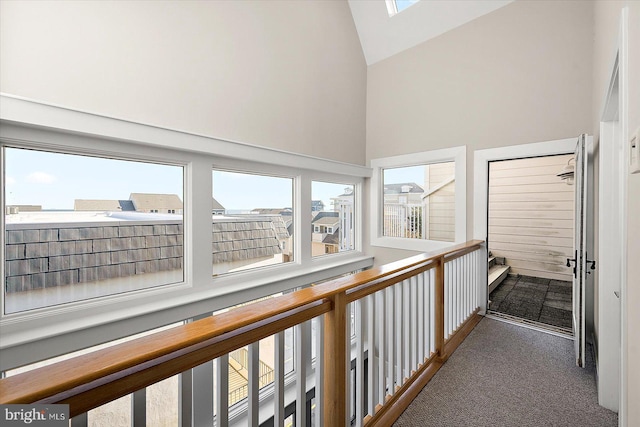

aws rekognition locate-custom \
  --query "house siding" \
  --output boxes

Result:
[489,154,574,281]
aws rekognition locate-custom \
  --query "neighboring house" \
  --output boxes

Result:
[312,212,340,256]
[250,208,292,216]
[5,205,41,214]
[383,182,424,205]
[311,200,325,212]
[74,199,135,211]
[212,198,225,215]
[129,193,183,214]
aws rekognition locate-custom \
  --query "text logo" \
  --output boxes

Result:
[1,405,69,426]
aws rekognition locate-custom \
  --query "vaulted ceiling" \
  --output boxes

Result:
[348,0,514,65]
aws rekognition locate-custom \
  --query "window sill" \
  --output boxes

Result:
[0,253,373,372]
[371,236,460,253]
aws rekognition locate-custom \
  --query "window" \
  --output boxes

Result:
[3,147,184,314]
[370,146,466,252]
[311,182,355,257]
[385,0,420,17]
[1,96,371,375]
[212,170,293,275]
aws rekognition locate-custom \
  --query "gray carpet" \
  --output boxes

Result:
[394,318,618,427]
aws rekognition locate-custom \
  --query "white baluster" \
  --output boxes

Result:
[410,276,418,370]
[314,318,324,427]
[274,331,285,427]
[386,286,395,396]
[403,279,410,381]
[355,300,365,427]
[248,342,260,426]
[395,283,402,386]
[366,294,375,415]
[377,290,386,404]
[417,272,425,365]
[295,322,310,427]
[215,354,229,427]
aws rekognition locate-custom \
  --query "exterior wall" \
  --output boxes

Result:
[364,0,593,265]
[5,221,183,292]
[427,162,455,241]
[0,0,367,165]
[592,1,640,422]
[488,154,574,282]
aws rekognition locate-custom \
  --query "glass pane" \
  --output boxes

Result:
[395,0,419,13]
[382,162,455,242]
[311,182,355,256]
[3,147,184,314]
[211,170,293,275]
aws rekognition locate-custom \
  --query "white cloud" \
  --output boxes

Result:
[26,172,56,184]
[6,176,16,186]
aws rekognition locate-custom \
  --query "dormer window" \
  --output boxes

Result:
[385,0,420,17]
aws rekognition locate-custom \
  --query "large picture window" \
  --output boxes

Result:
[370,146,466,252]
[311,181,355,256]
[211,170,293,275]
[3,147,184,314]
[383,161,455,242]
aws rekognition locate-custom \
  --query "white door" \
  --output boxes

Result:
[572,134,588,367]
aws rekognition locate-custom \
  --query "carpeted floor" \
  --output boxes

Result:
[394,318,617,427]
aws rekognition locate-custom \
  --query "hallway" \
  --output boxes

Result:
[394,318,616,427]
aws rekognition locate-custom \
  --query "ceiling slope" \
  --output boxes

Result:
[348,0,514,65]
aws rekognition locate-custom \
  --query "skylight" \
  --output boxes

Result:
[385,0,420,17]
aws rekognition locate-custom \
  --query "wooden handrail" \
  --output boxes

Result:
[0,239,483,420]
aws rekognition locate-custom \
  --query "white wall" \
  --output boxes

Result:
[592,1,640,423]
[0,0,367,165]
[365,0,593,265]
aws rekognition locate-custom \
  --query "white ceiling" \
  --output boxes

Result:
[348,0,515,66]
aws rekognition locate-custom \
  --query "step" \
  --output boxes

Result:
[488,265,510,294]
[488,256,496,269]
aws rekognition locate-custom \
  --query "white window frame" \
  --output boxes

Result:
[370,146,466,252]
[0,95,372,371]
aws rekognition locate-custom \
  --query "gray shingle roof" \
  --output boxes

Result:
[322,229,339,245]
[313,216,339,226]
[212,215,290,263]
[383,182,424,194]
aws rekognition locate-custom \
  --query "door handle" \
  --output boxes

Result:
[566,250,578,277]
[614,291,620,298]
[586,252,596,274]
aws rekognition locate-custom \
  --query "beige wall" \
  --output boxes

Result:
[366,0,593,263]
[592,1,640,423]
[488,154,575,282]
[0,0,367,164]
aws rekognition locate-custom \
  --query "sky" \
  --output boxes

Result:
[3,147,357,212]
[383,165,425,188]
[4,148,183,210]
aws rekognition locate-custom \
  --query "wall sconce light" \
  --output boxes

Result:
[557,157,575,185]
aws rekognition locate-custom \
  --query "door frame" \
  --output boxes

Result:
[473,137,581,315]
[597,6,628,417]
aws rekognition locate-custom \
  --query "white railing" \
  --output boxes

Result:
[444,249,481,340]
[1,241,484,427]
[383,203,423,239]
